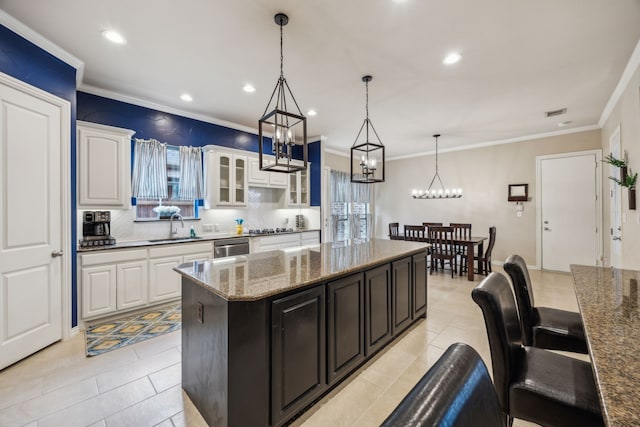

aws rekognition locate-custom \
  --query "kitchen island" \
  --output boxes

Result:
[174,238,429,427]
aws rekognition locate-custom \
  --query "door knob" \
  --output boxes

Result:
[544,221,549,224]
[543,227,550,231]
[51,250,64,258]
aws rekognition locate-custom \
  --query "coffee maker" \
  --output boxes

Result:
[80,211,116,248]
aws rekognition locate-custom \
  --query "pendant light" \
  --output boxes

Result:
[258,13,308,174]
[412,134,462,199]
[350,75,385,183]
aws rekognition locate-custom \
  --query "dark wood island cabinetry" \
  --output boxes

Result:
[175,239,429,427]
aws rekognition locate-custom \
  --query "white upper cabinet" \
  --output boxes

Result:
[287,166,310,207]
[247,155,287,188]
[204,147,247,207]
[77,121,135,209]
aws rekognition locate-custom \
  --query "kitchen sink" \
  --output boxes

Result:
[147,236,204,243]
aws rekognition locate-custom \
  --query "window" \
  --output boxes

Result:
[135,146,198,219]
[329,170,372,241]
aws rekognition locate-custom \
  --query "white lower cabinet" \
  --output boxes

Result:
[251,231,321,253]
[80,242,213,320]
[116,260,148,311]
[148,256,183,303]
[81,264,117,318]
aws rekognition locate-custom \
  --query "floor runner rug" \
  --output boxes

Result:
[85,303,181,356]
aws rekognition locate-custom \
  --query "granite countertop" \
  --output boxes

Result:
[77,229,321,252]
[570,264,640,426]
[174,238,429,301]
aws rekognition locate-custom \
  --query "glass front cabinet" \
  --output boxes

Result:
[287,166,310,207]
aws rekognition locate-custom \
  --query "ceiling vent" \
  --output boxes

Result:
[545,108,567,118]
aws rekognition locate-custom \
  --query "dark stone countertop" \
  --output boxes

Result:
[570,264,640,426]
[174,238,429,301]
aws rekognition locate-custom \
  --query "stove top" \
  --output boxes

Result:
[248,228,294,235]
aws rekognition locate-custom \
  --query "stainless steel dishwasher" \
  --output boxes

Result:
[213,237,250,258]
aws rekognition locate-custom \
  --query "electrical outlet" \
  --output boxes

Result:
[203,224,214,232]
[197,302,204,324]
[214,224,220,232]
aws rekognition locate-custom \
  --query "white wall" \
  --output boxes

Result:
[374,130,602,266]
[601,46,640,269]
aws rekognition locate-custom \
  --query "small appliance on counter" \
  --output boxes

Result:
[80,210,116,248]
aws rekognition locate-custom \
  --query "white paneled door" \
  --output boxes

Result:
[539,151,600,272]
[0,75,67,369]
[609,127,623,268]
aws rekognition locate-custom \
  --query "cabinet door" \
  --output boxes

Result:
[116,260,148,311]
[148,256,183,303]
[269,166,288,188]
[392,257,412,335]
[271,286,326,426]
[77,122,134,209]
[288,173,298,206]
[364,264,392,356]
[248,157,270,186]
[299,169,309,206]
[81,264,117,318]
[233,155,247,206]
[412,252,428,318]
[327,273,365,386]
[216,152,232,205]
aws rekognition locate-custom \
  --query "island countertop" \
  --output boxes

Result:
[570,264,640,426]
[174,238,429,301]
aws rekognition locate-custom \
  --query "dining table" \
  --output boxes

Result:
[570,264,640,426]
[452,235,488,281]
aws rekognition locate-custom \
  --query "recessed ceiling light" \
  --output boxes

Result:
[101,30,126,45]
[558,120,572,127]
[443,52,462,65]
[307,109,317,116]
[180,93,193,102]
[243,84,256,93]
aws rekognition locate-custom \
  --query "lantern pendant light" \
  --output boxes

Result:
[258,13,308,174]
[412,134,462,199]
[350,75,385,183]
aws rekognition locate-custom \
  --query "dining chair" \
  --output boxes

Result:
[381,343,505,427]
[450,223,472,275]
[503,254,588,354]
[461,226,496,275]
[404,224,426,241]
[471,273,604,427]
[388,222,403,240]
[428,226,456,277]
[422,222,443,228]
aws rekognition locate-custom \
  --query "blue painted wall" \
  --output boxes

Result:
[0,24,79,327]
[77,91,321,205]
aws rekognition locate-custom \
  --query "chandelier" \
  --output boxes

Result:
[350,75,385,183]
[258,13,307,173]
[412,134,462,199]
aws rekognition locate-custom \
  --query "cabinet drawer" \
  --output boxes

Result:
[81,249,147,266]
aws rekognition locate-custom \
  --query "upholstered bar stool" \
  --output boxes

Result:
[503,254,588,354]
[381,343,504,427]
[471,273,603,427]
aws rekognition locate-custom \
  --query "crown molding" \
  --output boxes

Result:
[599,38,640,127]
[79,84,260,135]
[0,10,84,85]
[387,124,601,161]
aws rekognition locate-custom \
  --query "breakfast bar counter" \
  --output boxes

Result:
[175,239,429,427]
[570,265,640,426]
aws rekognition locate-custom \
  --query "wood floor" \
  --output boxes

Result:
[0,266,585,426]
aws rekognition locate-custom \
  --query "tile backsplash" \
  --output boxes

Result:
[77,188,321,243]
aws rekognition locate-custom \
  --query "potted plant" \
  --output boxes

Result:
[623,170,637,210]
[602,152,628,183]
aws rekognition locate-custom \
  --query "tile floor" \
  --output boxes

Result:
[0,267,586,427]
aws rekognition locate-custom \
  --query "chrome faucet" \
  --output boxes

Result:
[170,213,184,239]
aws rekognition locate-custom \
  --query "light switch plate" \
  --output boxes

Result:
[203,224,214,232]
